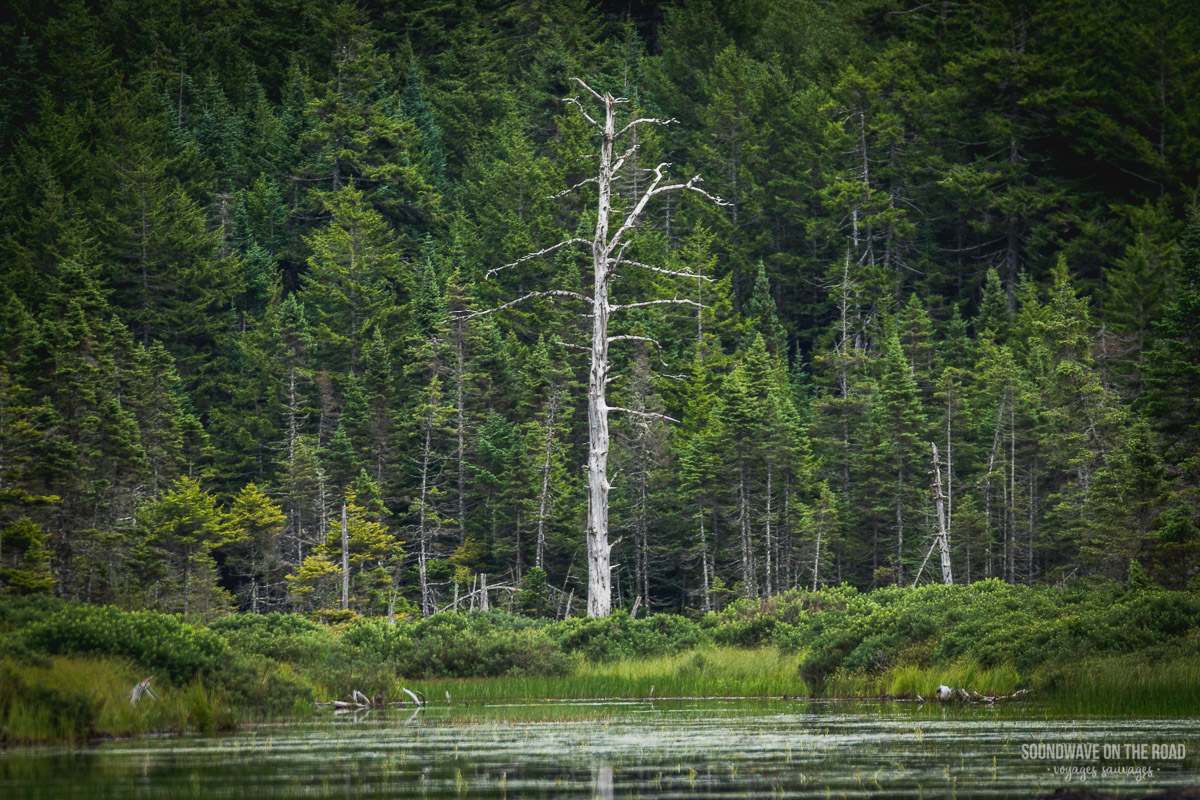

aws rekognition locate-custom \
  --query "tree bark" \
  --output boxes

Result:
[585,94,616,617]
[340,502,349,610]
[930,442,953,585]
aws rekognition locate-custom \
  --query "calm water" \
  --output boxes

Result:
[3,700,1200,798]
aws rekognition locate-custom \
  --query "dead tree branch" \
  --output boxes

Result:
[458,290,592,319]
[485,238,590,278]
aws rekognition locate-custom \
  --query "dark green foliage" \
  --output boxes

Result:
[547,612,708,662]
[780,581,1200,683]
[0,0,1197,615]
[22,604,227,684]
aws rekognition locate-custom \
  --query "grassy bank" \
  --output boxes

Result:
[407,646,810,702]
[3,580,1199,743]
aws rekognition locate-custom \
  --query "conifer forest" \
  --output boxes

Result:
[1,0,1198,620]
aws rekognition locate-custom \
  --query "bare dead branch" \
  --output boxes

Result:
[606,163,673,253]
[548,177,599,200]
[460,290,592,319]
[682,176,732,207]
[564,97,600,129]
[607,334,663,347]
[617,117,677,139]
[611,297,704,313]
[611,142,640,175]
[618,260,713,282]
[571,77,605,102]
[486,238,589,278]
[607,406,680,424]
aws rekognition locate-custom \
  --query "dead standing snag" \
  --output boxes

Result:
[461,78,726,617]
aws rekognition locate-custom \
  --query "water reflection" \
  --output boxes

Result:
[592,764,613,800]
[1,700,1198,799]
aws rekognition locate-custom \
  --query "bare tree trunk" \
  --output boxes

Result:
[584,95,617,618]
[738,458,755,597]
[340,503,349,611]
[811,506,826,592]
[418,424,432,617]
[1008,396,1016,583]
[475,79,723,616]
[535,390,559,570]
[456,325,467,545]
[764,462,773,596]
[698,505,711,611]
[984,396,1005,579]
[896,465,904,586]
[931,442,953,584]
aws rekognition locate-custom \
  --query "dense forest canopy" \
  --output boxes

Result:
[0,0,1198,618]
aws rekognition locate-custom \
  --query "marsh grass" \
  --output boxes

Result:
[406,647,809,701]
[823,660,1023,698]
[0,656,242,742]
[1031,652,1200,716]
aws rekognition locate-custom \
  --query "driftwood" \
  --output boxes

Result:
[129,677,158,706]
[317,686,426,711]
[935,684,1029,704]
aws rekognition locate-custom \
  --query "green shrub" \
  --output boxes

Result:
[547,612,708,661]
[208,612,336,663]
[396,613,570,678]
[23,605,227,684]
[208,652,316,717]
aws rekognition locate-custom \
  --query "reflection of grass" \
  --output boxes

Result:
[407,646,809,701]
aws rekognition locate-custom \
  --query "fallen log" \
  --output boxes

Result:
[937,684,1028,704]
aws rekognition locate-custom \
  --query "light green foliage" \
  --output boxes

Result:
[134,478,242,616]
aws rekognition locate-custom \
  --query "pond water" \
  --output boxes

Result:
[3,700,1199,798]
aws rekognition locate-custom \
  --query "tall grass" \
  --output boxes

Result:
[1031,653,1200,716]
[822,660,1023,699]
[406,647,810,701]
[0,656,236,742]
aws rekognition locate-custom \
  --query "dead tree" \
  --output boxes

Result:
[931,442,953,584]
[464,78,725,616]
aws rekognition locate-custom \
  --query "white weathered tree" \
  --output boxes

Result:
[465,78,725,616]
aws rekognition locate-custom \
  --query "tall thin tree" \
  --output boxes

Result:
[465,78,725,616]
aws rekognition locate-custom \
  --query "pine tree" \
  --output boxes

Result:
[135,477,240,616]
[223,483,286,612]
[863,325,928,586]
[1144,206,1200,476]
[301,185,406,371]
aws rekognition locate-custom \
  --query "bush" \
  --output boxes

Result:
[208,612,336,663]
[23,605,227,684]
[396,613,570,678]
[547,612,708,661]
[208,652,317,717]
